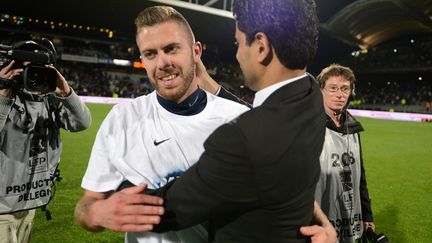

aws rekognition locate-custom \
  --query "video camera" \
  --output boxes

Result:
[0,38,58,94]
[359,228,389,243]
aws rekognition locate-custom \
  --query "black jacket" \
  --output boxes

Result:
[149,76,326,243]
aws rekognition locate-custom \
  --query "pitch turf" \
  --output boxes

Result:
[31,104,432,242]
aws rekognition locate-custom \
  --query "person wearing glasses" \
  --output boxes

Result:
[315,64,375,242]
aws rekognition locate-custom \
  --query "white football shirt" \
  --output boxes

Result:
[82,91,249,243]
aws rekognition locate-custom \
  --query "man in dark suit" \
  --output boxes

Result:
[144,0,332,242]
[75,0,336,242]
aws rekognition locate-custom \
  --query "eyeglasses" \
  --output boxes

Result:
[324,85,351,95]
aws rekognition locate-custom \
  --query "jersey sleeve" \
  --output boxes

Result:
[81,107,125,192]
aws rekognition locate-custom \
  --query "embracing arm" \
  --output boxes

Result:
[300,201,337,243]
[195,59,251,107]
[195,59,219,95]
[147,122,256,232]
[74,185,164,232]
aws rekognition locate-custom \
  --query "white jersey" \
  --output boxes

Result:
[81,90,249,243]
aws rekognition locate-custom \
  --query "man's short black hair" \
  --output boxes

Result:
[232,0,319,70]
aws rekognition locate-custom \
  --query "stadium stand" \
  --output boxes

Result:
[1,0,431,113]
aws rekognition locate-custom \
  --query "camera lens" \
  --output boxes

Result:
[28,72,44,88]
[22,66,57,93]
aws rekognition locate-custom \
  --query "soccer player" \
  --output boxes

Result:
[74,6,249,243]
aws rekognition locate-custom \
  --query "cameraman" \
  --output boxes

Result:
[0,60,91,243]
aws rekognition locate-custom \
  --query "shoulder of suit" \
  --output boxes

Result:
[206,90,250,112]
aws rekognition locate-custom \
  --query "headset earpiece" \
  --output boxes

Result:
[351,82,356,96]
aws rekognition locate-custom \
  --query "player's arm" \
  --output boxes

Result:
[300,201,337,243]
[74,185,164,232]
[196,59,251,107]
[195,58,219,94]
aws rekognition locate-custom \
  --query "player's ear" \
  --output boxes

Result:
[193,41,203,63]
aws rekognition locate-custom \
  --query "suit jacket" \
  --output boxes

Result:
[150,75,326,243]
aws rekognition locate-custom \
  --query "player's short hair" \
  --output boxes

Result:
[135,6,195,44]
[232,0,319,70]
[317,64,356,90]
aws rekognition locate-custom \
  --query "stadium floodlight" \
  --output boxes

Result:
[149,0,234,19]
[113,59,131,66]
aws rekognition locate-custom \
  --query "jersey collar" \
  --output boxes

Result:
[157,88,207,116]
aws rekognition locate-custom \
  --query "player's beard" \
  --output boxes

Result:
[173,63,195,102]
[153,58,196,103]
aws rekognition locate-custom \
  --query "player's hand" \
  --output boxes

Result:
[195,51,219,94]
[90,184,164,232]
[300,224,337,243]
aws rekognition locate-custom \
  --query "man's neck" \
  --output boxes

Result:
[257,66,306,91]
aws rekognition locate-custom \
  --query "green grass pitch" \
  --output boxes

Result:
[31,104,432,242]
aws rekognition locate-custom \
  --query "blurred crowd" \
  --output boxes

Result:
[58,64,150,98]
[340,35,432,113]
[1,30,431,113]
[350,81,431,113]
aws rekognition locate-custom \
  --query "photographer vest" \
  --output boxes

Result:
[316,128,364,242]
[0,94,62,214]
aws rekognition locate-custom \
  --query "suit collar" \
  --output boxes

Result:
[259,73,317,107]
[253,74,307,108]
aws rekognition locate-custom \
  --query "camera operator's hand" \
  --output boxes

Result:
[364,221,375,231]
[46,65,71,97]
[0,61,23,97]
